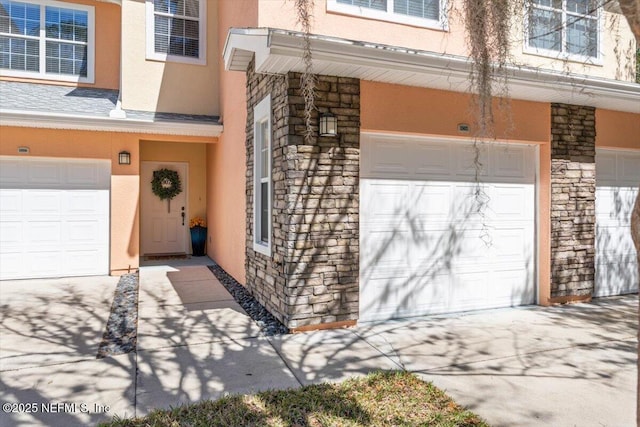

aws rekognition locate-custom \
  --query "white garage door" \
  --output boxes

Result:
[360,135,536,322]
[0,157,110,280]
[595,149,640,297]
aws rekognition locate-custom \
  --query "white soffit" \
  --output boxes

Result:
[224,28,640,114]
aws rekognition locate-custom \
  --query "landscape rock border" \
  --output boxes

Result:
[97,273,139,358]
[207,264,288,336]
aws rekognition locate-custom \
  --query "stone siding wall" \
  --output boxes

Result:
[550,103,596,298]
[246,60,361,330]
[245,63,289,324]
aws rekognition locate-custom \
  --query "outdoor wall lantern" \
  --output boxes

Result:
[119,151,131,165]
[319,113,338,137]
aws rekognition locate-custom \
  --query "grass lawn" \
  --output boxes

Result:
[102,370,488,427]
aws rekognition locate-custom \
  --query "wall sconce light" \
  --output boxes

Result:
[319,113,337,137]
[118,151,131,165]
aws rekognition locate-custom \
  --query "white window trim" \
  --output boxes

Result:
[523,0,603,65]
[253,95,272,257]
[145,0,206,65]
[327,0,448,31]
[0,0,95,83]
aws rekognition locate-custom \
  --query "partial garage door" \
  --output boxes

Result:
[360,134,536,321]
[595,149,640,297]
[0,157,110,280]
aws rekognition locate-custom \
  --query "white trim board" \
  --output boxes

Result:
[0,109,222,137]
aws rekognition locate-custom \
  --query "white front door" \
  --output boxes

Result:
[0,156,110,280]
[141,162,188,255]
[360,134,536,322]
[594,149,640,297]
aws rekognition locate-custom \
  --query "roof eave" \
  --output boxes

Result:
[0,109,223,138]
[224,28,640,114]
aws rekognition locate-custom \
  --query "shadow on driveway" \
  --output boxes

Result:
[1,266,636,427]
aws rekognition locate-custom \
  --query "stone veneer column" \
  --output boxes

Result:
[549,103,596,300]
[245,60,360,331]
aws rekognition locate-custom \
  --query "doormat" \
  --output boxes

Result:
[144,254,190,261]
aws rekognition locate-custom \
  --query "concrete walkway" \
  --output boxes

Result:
[0,260,636,426]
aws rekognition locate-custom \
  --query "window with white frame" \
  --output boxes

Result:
[0,0,94,82]
[253,95,272,256]
[329,0,446,29]
[527,0,599,60]
[146,0,206,65]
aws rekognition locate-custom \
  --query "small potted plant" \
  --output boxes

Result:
[189,216,207,256]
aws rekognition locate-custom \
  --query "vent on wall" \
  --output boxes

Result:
[457,123,470,133]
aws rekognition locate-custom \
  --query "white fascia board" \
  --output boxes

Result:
[225,28,640,114]
[0,110,223,137]
[223,28,271,71]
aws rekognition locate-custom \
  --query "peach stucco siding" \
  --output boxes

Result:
[596,109,640,150]
[90,0,121,89]
[361,81,550,143]
[0,0,121,89]
[120,0,220,115]
[258,0,635,81]
[207,0,259,284]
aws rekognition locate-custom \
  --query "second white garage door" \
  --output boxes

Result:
[594,149,640,297]
[360,135,536,322]
[0,157,110,280]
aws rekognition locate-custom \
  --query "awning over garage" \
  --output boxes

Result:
[223,28,640,114]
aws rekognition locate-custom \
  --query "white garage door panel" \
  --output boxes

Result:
[368,140,412,177]
[595,149,640,297]
[29,221,62,243]
[0,157,110,280]
[361,135,536,321]
[457,145,489,178]
[0,252,23,276]
[29,251,63,275]
[621,157,640,181]
[414,145,452,176]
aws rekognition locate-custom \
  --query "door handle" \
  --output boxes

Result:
[181,211,185,226]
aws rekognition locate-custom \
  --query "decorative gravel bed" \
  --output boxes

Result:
[97,273,139,358]
[207,264,288,336]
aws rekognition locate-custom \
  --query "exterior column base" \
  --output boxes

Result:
[289,320,357,333]
[547,295,592,305]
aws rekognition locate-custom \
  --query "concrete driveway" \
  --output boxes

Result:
[0,275,136,427]
[1,261,636,426]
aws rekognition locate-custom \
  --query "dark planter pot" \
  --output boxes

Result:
[190,226,207,256]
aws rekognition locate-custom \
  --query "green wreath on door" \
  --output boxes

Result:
[152,168,182,212]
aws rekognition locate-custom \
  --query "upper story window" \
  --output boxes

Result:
[146,0,206,65]
[0,0,94,83]
[526,0,600,61]
[328,0,446,30]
